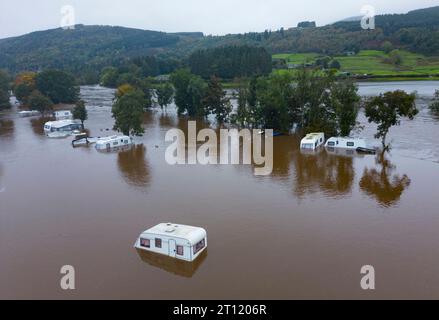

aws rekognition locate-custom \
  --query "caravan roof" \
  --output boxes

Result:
[45,120,80,129]
[142,223,207,246]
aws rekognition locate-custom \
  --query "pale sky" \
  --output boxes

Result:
[0,0,438,39]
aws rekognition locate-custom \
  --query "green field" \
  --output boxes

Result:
[273,50,439,79]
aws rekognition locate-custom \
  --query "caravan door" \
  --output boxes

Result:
[169,239,176,258]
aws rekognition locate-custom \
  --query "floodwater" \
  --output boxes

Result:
[1,82,439,299]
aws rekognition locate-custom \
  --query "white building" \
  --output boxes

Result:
[135,223,207,262]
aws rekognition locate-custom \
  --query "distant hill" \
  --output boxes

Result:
[1,6,439,81]
[0,25,199,81]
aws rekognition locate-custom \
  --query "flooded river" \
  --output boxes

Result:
[1,82,439,299]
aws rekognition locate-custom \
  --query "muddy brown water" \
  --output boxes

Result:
[1,83,439,299]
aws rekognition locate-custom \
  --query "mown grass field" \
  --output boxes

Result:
[273,50,439,79]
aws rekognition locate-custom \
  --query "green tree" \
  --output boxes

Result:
[330,60,341,70]
[72,100,88,129]
[331,80,360,136]
[256,74,294,131]
[0,70,10,110]
[381,41,394,54]
[365,90,418,153]
[156,83,174,110]
[0,89,10,110]
[290,69,336,135]
[112,89,145,136]
[233,84,250,127]
[13,72,37,105]
[170,69,207,117]
[202,76,232,123]
[388,49,403,66]
[36,70,79,104]
[429,90,439,113]
[0,70,10,91]
[100,67,120,88]
[28,90,53,115]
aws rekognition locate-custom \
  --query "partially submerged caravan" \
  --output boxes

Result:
[300,133,325,150]
[325,137,367,150]
[95,135,133,151]
[135,223,207,262]
[18,110,39,118]
[326,137,376,155]
[54,110,73,120]
[44,120,82,138]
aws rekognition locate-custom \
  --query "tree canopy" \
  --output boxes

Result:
[365,90,418,152]
[36,70,79,104]
[112,89,146,136]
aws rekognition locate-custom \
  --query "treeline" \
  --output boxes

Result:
[188,46,272,79]
[0,25,184,84]
[0,70,12,110]
[12,70,79,114]
[100,56,181,88]
[165,68,360,136]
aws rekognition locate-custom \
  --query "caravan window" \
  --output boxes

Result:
[155,238,162,248]
[193,239,206,255]
[328,141,335,146]
[140,238,150,248]
[176,246,184,256]
[347,142,355,147]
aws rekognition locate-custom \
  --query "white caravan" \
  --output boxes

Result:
[300,133,325,150]
[44,120,82,137]
[18,110,39,118]
[54,110,73,120]
[95,135,133,151]
[135,223,208,262]
[325,137,367,150]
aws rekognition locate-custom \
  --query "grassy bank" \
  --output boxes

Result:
[273,50,439,80]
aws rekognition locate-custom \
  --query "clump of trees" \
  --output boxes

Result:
[36,70,79,103]
[112,87,146,136]
[231,69,361,135]
[365,90,418,153]
[188,46,272,80]
[28,90,53,115]
[13,70,79,110]
[170,69,233,123]
[429,90,439,113]
[0,70,11,110]
[156,82,174,110]
[381,41,394,54]
[202,76,232,124]
[170,69,207,117]
[100,56,181,88]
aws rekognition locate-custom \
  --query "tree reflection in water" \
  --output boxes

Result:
[292,148,356,198]
[30,117,52,137]
[359,155,411,208]
[0,119,14,138]
[117,145,150,191]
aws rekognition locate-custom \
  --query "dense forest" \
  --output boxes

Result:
[188,46,272,79]
[0,25,199,83]
[1,6,439,80]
